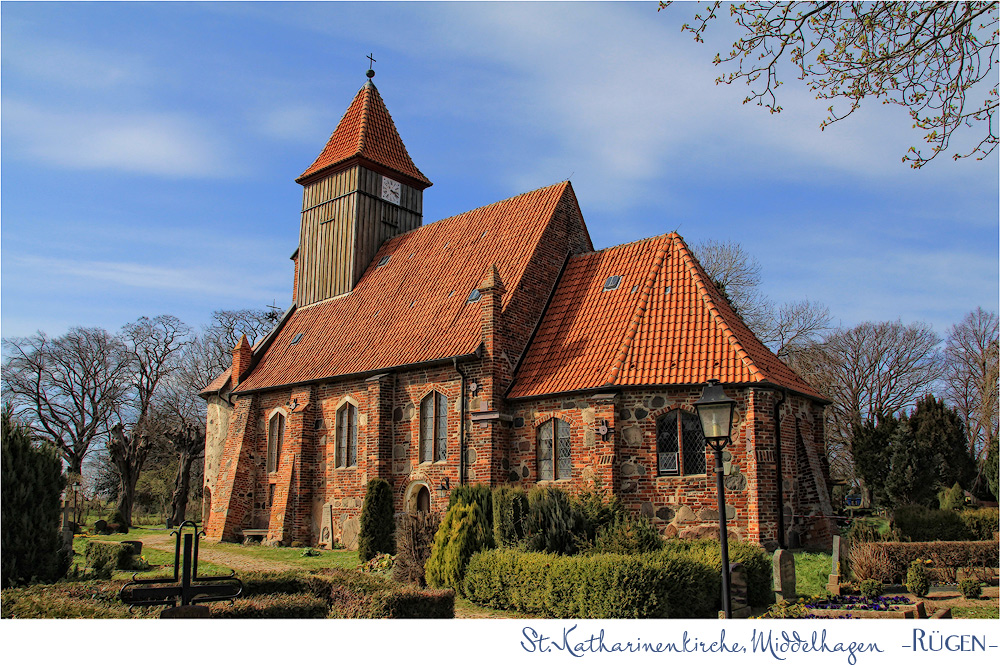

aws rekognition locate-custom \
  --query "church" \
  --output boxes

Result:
[201,73,835,550]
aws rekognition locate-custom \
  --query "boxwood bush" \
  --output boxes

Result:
[462,548,718,618]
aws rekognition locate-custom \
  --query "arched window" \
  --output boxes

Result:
[419,391,448,462]
[656,410,707,476]
[267,412,284,473]
[537,418,571,480]
[336,402,357,468]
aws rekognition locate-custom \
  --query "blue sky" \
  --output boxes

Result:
[2,1,998,344]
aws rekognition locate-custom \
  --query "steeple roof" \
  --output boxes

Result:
[297,81,432,186]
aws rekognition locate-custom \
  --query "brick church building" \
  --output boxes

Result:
[201,75,835,549]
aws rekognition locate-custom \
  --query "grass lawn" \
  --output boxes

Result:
[792,550,831,597]
[952,606,1000,619]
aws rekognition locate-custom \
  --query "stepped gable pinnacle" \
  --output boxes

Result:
[478,264,505,293]
[297,81,432,186]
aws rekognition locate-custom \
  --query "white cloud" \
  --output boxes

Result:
[2,99,233,177]
[1,34,146,90]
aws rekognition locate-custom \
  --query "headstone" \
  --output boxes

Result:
[729,563,752,618]
[772,549,796,601]
[341,517,360,551]
[317,504,334,549]
[827,535,845,594]
[122,540,143,556]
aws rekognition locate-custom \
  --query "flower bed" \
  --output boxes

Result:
[805,594,926,619]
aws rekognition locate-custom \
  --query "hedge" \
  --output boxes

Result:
[238,571,312,596]
[659,538,772,608]
[892,505,973,542]
[1,580,156,619]
[209,593,328,619]
[849,541,999,583]
[84,541,135,573]
[315,569,454,618]
[462,549,719,618]
[960,508,999,541]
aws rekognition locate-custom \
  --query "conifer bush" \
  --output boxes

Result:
[592,513,663,554]
[525,486,588,555]
[492,486,528,548]
[424,501,491,592]
[358,478,395,561]
[448,483,493,527]
[1,408,69,588]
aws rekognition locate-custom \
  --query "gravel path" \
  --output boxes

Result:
[134,532,301,573]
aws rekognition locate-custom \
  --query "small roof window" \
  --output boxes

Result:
[289,333,304,346]
[376,255,391,268]
[602,276,622,292]
[467,289,482,303]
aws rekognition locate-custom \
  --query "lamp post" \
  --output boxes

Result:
[694,379,737,619]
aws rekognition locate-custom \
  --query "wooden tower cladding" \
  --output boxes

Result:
[297,165,424,305]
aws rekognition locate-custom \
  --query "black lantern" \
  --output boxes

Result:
[694,379,737,619]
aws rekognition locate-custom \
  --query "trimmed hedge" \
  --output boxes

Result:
[85,541,135,573]
[660,538,772,608]
[462,549,718,618]
[1,580,156,619]
[238,571,312,596]
[893,505,973,542]
[314,569,454,618]
[849,540,999,583]
[210,593,327,619]
[960,508,999,541]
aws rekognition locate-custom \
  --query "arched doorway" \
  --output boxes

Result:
[416,486,430,513]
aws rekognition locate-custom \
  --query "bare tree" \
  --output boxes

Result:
[1,328,130,474]
[792,320,945,483]
[660,1,998,167]
[108,316,192,526]
[165,422,205,528]
[945,307,999,463]
[693,239,831,357]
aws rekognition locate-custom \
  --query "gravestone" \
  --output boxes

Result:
[827,534,846,594]
[341,517,360,550]
[772,549,796,601]
[728,563,752,618]
[317,504,335,549]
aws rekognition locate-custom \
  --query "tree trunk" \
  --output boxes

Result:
[167,423,204,529]
[109,424,150,528]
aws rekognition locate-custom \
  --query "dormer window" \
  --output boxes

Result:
[377,255,391,268]
[290,333,304,346]
[603,276,622,292]
[467,289,482,303]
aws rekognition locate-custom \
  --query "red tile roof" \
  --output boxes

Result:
[507,233,824,400]
[297,81,432,186]
[234,182,576,393]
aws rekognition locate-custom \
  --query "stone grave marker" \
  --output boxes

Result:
[341,517,360,551]
[317,504,334,549]
[772,549,796,601]
[729,562,752,618]
[827,534,846,594]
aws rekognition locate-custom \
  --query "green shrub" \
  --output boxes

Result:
[1,580,155,619]
[571,487,626,543]
[448,483,493,528]
[846,519,896,543]
[238,571,311,596]
[492,486,529,548]
[209,593,328,619]
[660,538,772,608]
[906,559,931,597]
[938,482,966,511]
[84,541,134,574]
[959,578,982,599]
[463,549,719,618]
[592,514,663,554]
[959,508,999,541]
[358,552,396,574]
[394,511,441,586]
[525,486,589,555]
[1,408,69,588]
[859,579,884,599]
[425,501,491,592]
[313,568,453,618]
[358,478,395,561]
[892,504,973,541]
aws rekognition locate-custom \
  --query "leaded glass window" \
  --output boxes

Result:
[336,403,357,468]
[656,410,706,476]
[267,413,284,473]
[420,391,448,462]
[538,418,571,480]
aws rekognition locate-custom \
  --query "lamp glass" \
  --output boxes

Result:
[698,402,733,440]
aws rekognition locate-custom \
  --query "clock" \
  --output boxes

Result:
[380,176,401,205]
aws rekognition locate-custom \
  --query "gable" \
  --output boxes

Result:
[507,233,824,400]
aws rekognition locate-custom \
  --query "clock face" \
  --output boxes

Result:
[381,176,401,205]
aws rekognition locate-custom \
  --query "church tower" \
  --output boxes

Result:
[294,74,432,306]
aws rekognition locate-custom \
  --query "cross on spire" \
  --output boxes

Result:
[366,53,376,79]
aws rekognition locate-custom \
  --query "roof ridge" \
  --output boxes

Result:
[602,236,671,386]
[673,235,766,382]
[578,231,674,258]
[356,81,373,157]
